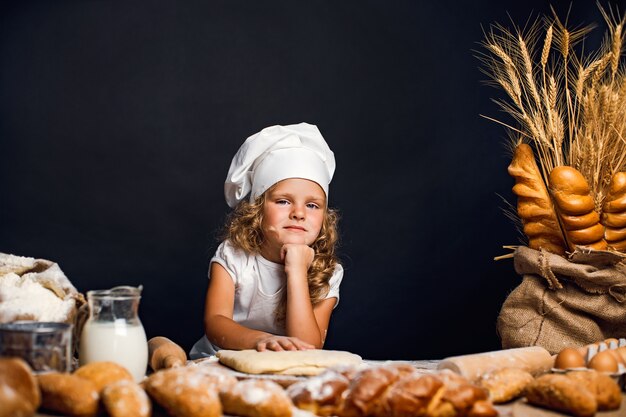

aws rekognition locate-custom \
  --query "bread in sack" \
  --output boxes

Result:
[549,166,607,251]
[508,143,566,254]
[602,172,626,251]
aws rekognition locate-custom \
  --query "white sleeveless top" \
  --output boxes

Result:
[190,240,343,358]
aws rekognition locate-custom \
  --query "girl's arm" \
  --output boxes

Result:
[204,262,313,351]
[282,244,336,348]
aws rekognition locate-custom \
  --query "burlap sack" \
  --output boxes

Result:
[497,246,626,355]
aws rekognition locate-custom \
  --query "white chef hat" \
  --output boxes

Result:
[224,122,335,208]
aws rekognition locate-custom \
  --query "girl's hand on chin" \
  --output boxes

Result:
[281,244,314,272]
[255,335,315,352]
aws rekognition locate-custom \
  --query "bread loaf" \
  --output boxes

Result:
[549,166,607,251]
[37,372,99,417]
[101,380,151,417]
[0,357,40,417]
[508,143,566,254]
[144,367,223,417]
[565,370,621,411]
[525,374,597,417]
[148,336,187,371]
[601,172,626,251]
[286,369,350,416]
[219,379,293,417]
[73,361,134,393]
[437,346,554,382]
[338,366,401,417]
[479,367,533,403]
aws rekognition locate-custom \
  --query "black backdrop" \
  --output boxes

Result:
[1,1,622,360]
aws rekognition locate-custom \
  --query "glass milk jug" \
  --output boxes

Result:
[79,286,148,382]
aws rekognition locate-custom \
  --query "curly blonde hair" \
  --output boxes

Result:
[222,186,340,327]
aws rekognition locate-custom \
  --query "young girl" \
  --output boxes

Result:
[190,123,343,358]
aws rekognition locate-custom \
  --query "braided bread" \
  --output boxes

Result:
[508,143,566,254]
[294,365,499,417]
[549,166,607,251]
[602,172,626,251]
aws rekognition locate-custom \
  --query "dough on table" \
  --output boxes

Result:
[216,349,362,376]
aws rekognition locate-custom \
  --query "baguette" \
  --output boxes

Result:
[508,143,566,254]
[549,166,607,251]
[602,172,626,251]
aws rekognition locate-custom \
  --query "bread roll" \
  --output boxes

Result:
[508,143,566,254]
[525,374,597,417]
[287,369,350,416]
[602,172,626,251]
[37,372,99,417]
[549,166,607,251]
[101,380,151,417]
[479,367,534,403]
[565,370,621,411]
[144,367,222,417]
[0,385,36,417]
[0,357,40,413]
[148,336,187,371]
[219,379,292,417]
[437,346,554,382]
[73,361,134,393]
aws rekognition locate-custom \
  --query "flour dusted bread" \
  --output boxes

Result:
[101,380,151,417]
[37,372,99,417]
[217,349,363,376]
[478,367,533,403]
[508,143,566,254]
[287,369,350,416]
[74,361,134,393]
[549,166,607,251]
[220,379,293,417]
[144,366,225,417]
[0,357,40,417]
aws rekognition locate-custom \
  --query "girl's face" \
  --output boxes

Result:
[260,178,326,253]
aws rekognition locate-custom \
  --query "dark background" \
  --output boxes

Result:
[0,1,621,360]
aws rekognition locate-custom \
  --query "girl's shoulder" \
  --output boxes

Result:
[213,239,255,264]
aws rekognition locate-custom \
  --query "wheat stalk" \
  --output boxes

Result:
[480,5,626,225]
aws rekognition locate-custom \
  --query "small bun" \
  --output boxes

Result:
[101,380,151,417]
[38,372,99,417]
[220,379,293,417]
[287,369,350,416]
[74,361,134,393]
[0,357,40,410]
[144,367,222,417]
